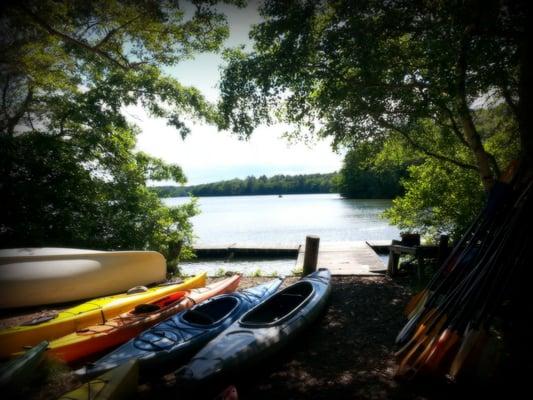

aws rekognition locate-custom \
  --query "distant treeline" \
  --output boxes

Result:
[153,173,338,197]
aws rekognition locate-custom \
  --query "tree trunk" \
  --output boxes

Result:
[456,36,496,191]
[456,100,495,191]
[518,3,533,168]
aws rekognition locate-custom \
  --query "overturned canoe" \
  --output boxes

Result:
[57,359,138,400]
[175,269,331,384]
[79,278,283,378]
[0,272,207,359]
[48,275,240,363]
[0,248,167,309]
[0,340,48,389]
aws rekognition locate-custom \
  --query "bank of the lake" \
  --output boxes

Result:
[163,194,400,276]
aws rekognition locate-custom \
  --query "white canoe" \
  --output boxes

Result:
[0,248,167,309]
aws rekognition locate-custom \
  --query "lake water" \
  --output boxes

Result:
[164,194,399,244]
[163,194,399,276]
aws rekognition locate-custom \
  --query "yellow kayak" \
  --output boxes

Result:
[57,359,138,400]
[0,273,206,359]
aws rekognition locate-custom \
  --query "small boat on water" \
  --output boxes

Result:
[175,269,331,385]
[0,340,48,389]
[47,276,240,363]
[57,359,138,400]
[0,248,168,309]
[78,278,283,378]
[0,272,207,359]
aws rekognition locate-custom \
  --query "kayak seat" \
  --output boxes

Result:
[242,282,313,325]
[156,291,186,308]
[133,303,161,314]
[184,310,216,325]
[183,297,239,326]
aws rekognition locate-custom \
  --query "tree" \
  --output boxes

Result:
[152,173,338,197]
[380,104,519,237]
[337,140,406,199]
[218,0,531,194]
[0,0,244,271]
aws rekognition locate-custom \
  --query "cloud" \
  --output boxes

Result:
[128,104,343,185]
[129,1,344,186]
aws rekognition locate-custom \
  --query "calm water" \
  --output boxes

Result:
[163,194,399,276]
[163,193,399,245]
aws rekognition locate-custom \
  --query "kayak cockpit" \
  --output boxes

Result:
[241,281,314,326]
[182,296,239,326]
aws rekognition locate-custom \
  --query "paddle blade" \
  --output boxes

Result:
[404,289,428,317]
[396,307,436,346]
[421,329,461,375]
[395,337,428,379]
[448,328,485,381]
[395,315,448,380]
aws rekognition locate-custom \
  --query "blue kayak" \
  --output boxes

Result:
[78,278,283,378]
[176,269,331,385]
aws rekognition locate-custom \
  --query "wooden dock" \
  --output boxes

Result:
[194,241,388,276]
[193,243,300,258]
[295,241,387,275]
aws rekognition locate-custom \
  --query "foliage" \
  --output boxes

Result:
[152,173,338,197]
[217,0,529,235]
[214,268,227,277]
[0,1,243,271]
[381,104,519,238]
[337,140,406,199]
[384,160,485,239]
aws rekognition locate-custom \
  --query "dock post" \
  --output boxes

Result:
[387,239,401,277]
[303,235,320,275]
[438,235,449,266]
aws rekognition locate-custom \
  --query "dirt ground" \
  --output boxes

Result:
[1,274,470,399]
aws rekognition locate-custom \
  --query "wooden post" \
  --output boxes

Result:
[400,233,420,247]
[303,236,320,276]
[387,239,401,277]
[438,235,449,266]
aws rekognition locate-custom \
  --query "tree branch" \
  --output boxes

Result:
[6,87,33,135]
[377,118,479,171]
[455,31,496,189]
[436,101,471,148]
[94,14,142,50]
[500,85,519,119]
[1,75,10,117]
[19,5,130,70]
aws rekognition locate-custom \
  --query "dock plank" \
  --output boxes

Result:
[296,241,386,275]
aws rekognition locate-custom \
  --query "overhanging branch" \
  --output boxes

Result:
[378,118,479,171]
[19,5,130,70]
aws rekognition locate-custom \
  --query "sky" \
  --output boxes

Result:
[129,1,343,186]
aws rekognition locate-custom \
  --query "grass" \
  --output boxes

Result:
[291,266,303,276]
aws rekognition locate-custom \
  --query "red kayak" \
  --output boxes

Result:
[47,275,241,363]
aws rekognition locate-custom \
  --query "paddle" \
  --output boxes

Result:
[448,238,528,381]
[418,211,525,377]
[397,214,518,376]
[420,180,531,380]
[403,163,519,320]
